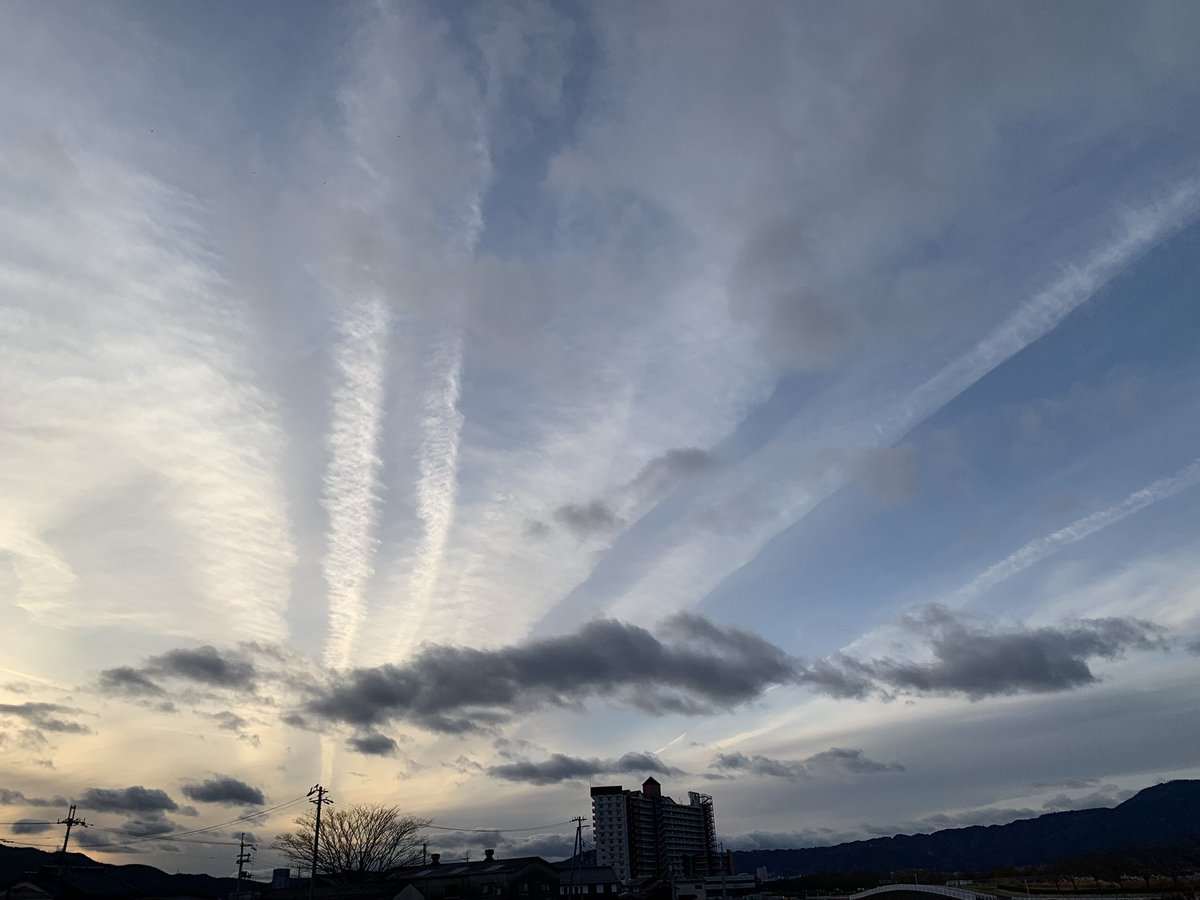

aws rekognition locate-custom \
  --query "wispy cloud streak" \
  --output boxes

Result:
[606,177,1200,623]
[392,329,466,659]
[0,148,296,638]
[321,295,390,669]
[950,457,1200,607]
[886,179,1200,436]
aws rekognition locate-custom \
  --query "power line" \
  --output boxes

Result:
[77,795,310,849]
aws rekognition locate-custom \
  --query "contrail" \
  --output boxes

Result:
[321,294,390,669]
[950,457,1200,607]
[387,128,487,660]
[391,329,466,659]
[886,177,1200,436]
[607,175,1200,623]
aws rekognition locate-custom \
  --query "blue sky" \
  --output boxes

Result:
[1,0,1198,877]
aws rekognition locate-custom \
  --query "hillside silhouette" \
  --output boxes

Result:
[0,845,248,896]
[733,780,1200,876]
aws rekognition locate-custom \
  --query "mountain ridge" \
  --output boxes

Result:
[732,779,1200,877]
[0,845,250,895]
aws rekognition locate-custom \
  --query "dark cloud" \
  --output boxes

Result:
[208,710,259,746]
[807,747,904,774]
[444,755,484,776]
[630,447,716,496]
[211,710,248,732]
[146,646,256,688]
[12,819,54,835]
[0,787,67,806]
[119,815,179,837]
[712,747,902,780]
[544,449,715,543]
[495,832,577,860]
[487,750,682,785]
[430,829,576,862]
[729,217,865,370]
[553,499,621,538]
[1031,776,1100,789]
[348,733,400,756]
[0,702,91,734]
[180,776,264,806]
[524,519,552,538]
[80,786,182,814]
[304,614,798,732]
[1040,785,1134,811]
[98,646,258,700]
[73,828,141,853]
[713,752,805,779]
[97,666,166,698]
[800,605,1166,700]
[723,826,879,851]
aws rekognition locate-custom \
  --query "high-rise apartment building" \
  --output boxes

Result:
[590,778,721,882]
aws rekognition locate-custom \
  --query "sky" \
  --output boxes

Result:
[1,0,1199,879]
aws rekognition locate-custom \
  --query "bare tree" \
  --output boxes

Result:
[274,803,431,882]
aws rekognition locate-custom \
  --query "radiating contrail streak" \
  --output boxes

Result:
[385,130,487,661]
[950,457,1200,607]
[885,177,1200,436]
[321,295,390,669]
[390,330,467,659]
[606,176,1200,623]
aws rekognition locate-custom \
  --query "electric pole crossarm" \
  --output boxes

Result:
[307,784,330,900]
[235,831,257,900]
[55,804,88,900]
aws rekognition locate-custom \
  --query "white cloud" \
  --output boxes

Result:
[321,294,390,668]
[0,150,296,639]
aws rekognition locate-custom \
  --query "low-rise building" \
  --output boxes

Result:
[390,851,559,900]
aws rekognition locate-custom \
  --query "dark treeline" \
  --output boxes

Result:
[753,843,1200,896]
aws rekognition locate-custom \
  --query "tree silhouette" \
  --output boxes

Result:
[274,803,431,882]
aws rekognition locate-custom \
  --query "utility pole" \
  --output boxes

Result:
[307,784,330,900]
[569,817,584,896]
[55,804,87,899]
[236,832,256,900]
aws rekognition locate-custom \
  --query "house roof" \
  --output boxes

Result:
[555,867,620,886]
[395,857,556,880]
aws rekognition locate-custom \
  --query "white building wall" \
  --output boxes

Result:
[591,792,630,881]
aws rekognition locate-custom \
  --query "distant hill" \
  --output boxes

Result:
[0,844,251,896]
[0,847,97,889]
[732,779,1200,877]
